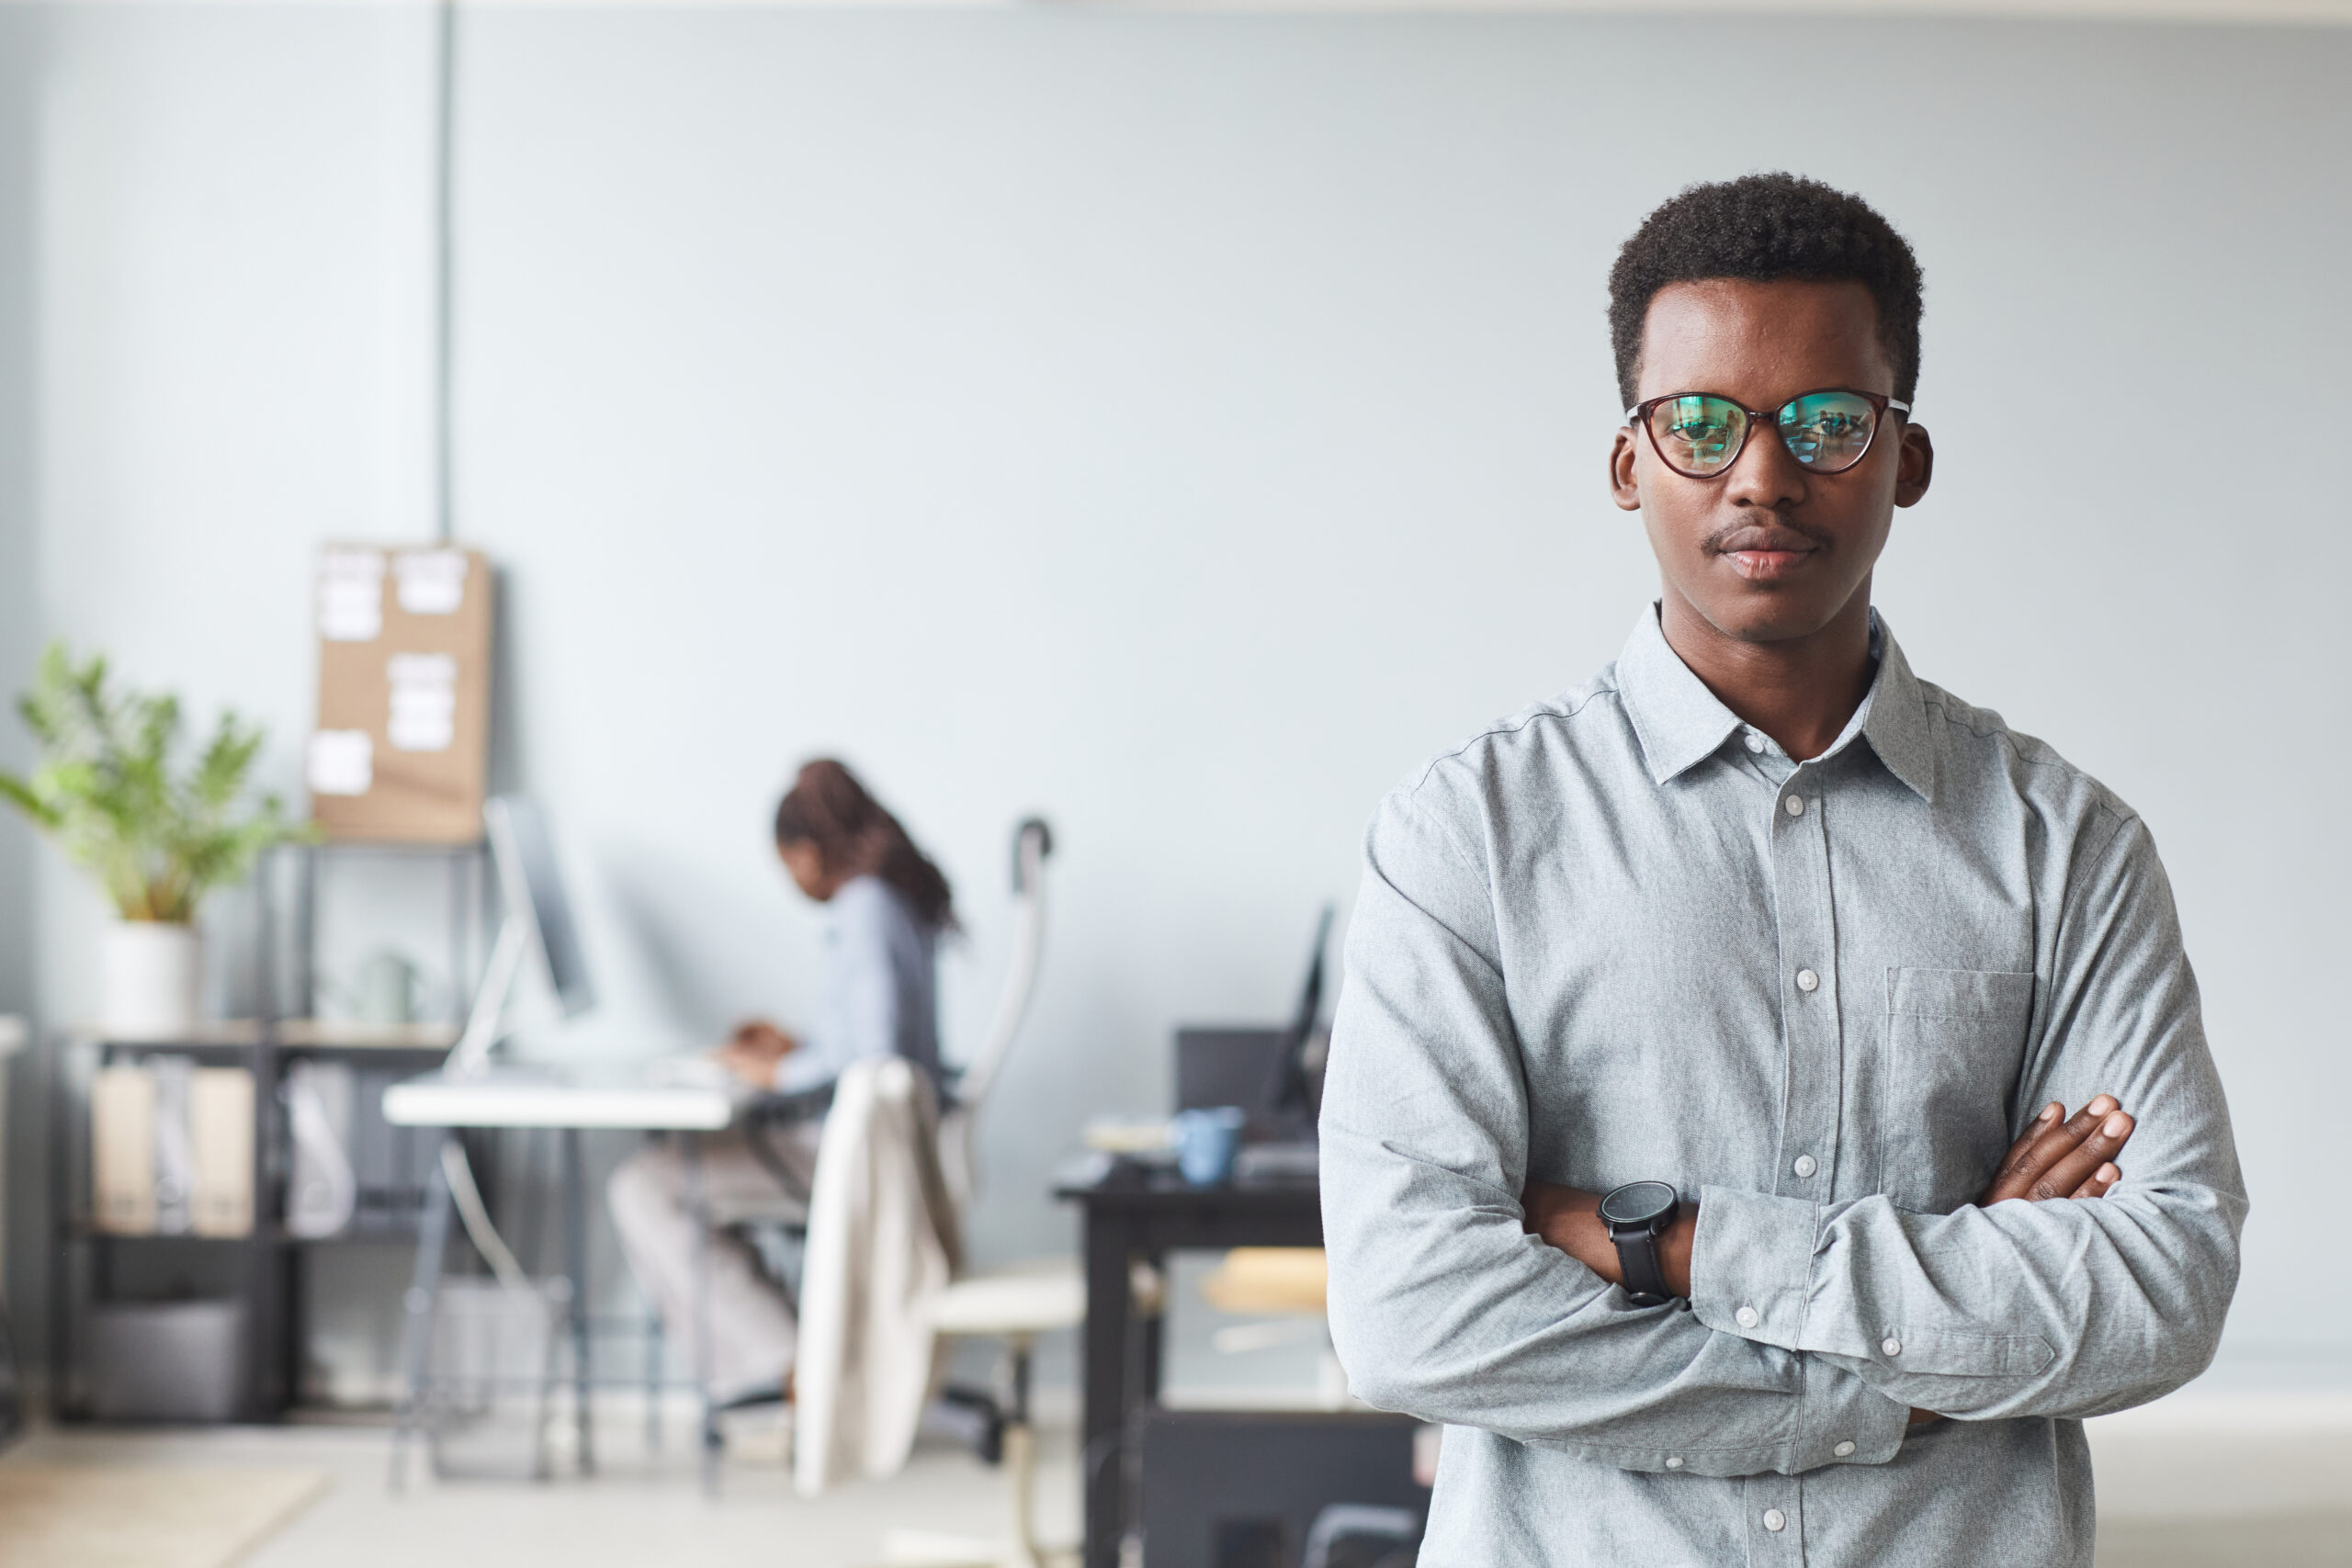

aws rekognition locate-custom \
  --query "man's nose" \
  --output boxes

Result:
[1723,420,1809,510]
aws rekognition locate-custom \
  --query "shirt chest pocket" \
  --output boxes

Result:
[1881,966,2037,1213]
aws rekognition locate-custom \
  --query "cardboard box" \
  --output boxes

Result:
[307,545,493,842]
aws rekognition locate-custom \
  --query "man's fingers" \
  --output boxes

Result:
[2028,1111,2134,1201]
[2024,1095,2118,1167]
[1981,1099,2097,1203]
[2005,1095,2117,1181]
[1992,1103,2064,1184]
[1980,1095,2138,1205]
[2068,1163,2121,1200]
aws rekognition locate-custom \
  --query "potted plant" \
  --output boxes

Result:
[0,644,311,1037]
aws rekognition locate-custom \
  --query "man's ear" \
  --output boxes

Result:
[1610,428,1643,512]
[1894,423,1934,508]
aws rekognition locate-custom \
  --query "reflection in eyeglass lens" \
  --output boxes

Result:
[1779,392,1878,471]
[1653,396,1747,473]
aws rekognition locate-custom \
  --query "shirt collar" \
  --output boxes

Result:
[1615,604,1937,802]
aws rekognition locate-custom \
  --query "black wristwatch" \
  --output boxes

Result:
[1599,1180,1681,1306]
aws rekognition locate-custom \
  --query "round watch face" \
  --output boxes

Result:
[1598,1180,1679,1227]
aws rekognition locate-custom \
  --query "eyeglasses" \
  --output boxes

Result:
[1626,389,1909,479]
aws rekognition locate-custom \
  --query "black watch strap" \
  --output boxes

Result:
[1612,1224,1672,1306]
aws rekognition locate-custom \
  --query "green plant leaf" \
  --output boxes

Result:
[1,640,311,921]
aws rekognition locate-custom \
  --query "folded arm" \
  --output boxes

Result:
[1688,816,2245,1421]
[1523,1097,2136,1424]
[1320,794,1911,1478]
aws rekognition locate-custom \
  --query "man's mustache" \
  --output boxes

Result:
[1703,516,1831,556]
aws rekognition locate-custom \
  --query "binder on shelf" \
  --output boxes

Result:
[285,1060,356,1239]
[190,1067,256,1238]
[151,1055,194,1235]
[353,1066,434,1233]
[89,1059,255,1238]
[92,1066,157,1235]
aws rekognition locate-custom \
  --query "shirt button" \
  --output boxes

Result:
[1883,1336,1903,1357]
[1793,1155,1817,1179]
[1745,732,1766,753]
[1795,968,1819,993]
[1736,1305,1760,1328]
[1666,1455,1684,1469]
[1763,1509,1787,1532]
[1833,1440,1856,1457]
[1783,794,1805,817]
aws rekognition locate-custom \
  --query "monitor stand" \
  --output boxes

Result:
[445,912,531,1080]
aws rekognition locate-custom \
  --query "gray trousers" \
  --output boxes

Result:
[605,1120,823,1404]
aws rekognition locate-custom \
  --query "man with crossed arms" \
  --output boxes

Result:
[1320,175,2245,1567]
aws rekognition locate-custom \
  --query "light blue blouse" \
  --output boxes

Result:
[773,874,941,1096]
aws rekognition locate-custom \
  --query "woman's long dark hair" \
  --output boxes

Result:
[772,759,956,931]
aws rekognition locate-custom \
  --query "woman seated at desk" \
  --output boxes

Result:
[607,758,954,1404]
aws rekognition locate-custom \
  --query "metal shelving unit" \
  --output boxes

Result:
[45,839,489,1422]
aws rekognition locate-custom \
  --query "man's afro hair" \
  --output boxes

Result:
[1608,173,1924,409]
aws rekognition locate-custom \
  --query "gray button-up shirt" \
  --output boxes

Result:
[1320,607,2245,1567]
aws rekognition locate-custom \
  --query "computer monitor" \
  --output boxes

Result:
[486,795,594,1021]
[447,795,594,1076]
[1259,904,1334,1132]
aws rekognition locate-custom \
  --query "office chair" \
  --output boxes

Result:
[703,819,1080,1540]
[848,818,1083,1568]
[937,818,1054,1216]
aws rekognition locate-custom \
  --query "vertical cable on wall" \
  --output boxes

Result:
[431,0,457,543]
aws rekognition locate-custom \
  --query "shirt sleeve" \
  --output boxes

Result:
[1321,788,1913,1478]
[1688,813,2247,1420]
[773,883,905,1095]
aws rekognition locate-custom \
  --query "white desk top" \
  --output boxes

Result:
[381,1064,743,1131]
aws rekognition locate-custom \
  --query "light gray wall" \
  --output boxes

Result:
[6,6,2347,1380]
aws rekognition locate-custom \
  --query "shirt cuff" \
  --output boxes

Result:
[1792,1355,1912,1471]
[1690,1184,1820,1352]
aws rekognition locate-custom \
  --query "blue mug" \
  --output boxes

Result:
[1173,1107,1248,1187]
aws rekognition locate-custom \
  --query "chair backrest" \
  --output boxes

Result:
[936,818,1051,1215]
[953,818,1053,1112]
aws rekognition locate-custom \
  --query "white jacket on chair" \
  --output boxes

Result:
[792,1056,961,1496]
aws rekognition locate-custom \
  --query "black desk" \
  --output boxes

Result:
[1056,1158,1323,1568]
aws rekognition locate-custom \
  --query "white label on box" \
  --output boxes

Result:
[318,550,386,641]
[386,652,458,752]
[308,729,374,795]
[393,549,468,615]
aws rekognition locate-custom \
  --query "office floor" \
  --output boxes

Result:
[2,1390,2345,1567]
[6,1397,1082,1568]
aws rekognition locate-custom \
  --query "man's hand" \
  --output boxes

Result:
[1904,1096,2131,1425]
[714,1019,798,1088]
[1978,1096,2132,1205]
[1520,1096,2134,1427]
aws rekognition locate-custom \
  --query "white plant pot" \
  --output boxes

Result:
[100,921,203,1038]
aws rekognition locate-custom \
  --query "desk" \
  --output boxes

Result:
[1056,1157,1322,1568]
[382,1067,746,1492]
